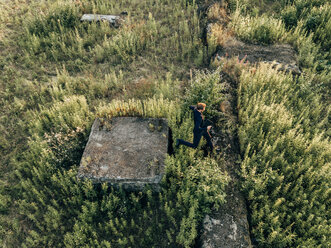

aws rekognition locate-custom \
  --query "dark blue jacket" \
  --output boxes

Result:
[190,105,207,133]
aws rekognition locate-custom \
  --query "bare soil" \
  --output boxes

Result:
[215,38,301,75]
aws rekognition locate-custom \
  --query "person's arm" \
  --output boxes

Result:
[199,124,211,133]
[189,105,196,110]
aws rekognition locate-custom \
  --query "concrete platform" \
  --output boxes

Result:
[77,117,170,190]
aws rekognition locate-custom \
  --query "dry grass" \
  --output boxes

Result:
[209,23,234,47]
[207,2,229,23]
[206,2,234,49]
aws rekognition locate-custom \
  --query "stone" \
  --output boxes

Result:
[199,182,252,248]
[269,62,302,76]
[80,14,122,27]
[77,117,170,190]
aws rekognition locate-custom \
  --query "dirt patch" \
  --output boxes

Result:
[215,38,301,75]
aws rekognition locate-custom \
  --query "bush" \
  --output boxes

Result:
[183,67,224,112]
[28,6,79,37]
[281,5,298,29]
[253,24,273,44]
[93,18,158,64]
[305,13,322,32]
[310,4,331,54]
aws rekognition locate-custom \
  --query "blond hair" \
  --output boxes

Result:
[197,102,206,110]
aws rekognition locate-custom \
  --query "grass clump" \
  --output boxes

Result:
[230,12,287,44]
[28,6,79,37]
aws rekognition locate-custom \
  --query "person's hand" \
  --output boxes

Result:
[207,126,212,131]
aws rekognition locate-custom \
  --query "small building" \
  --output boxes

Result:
[77,117,171,190]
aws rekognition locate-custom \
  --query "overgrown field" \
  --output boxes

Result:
[0,0,330,247]
[0,0,227,247]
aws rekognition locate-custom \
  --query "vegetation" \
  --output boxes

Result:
[0,0,330,247]
[226,0,330,247]
[238,63,330,247]
[14,94,229,247]
[1,0,227,247]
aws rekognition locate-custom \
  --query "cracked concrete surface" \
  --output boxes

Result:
[77,117,169,190]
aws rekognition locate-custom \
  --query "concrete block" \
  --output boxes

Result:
[77,117,170,191]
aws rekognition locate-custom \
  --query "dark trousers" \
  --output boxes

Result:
[178,130,213,150]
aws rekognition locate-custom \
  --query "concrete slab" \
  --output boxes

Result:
[80,14,121,25]
[77,117,170,190]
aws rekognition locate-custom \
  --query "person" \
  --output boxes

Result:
[176,103,214,151]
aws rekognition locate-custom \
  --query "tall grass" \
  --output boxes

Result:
[225,1,331,246]
[0,0,211,246]
[238,63,330,247]
[230,10,287,44]
[0,1,233,246]
[14,94,229,247]
[1,0,330,247]
[228,0,330,105]
[17,0,204,72]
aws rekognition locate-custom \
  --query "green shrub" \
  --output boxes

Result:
[93,17,158,64]
[282,2,331,58]
[30,95,91,135]
[305,13,322,32]
[286,22,320,68]
[310,4,331,54]
[281,5,298,29]
[253,24,273,44]
[183,67,224,114]
[28,6,79,37]
[225,0,239,12]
